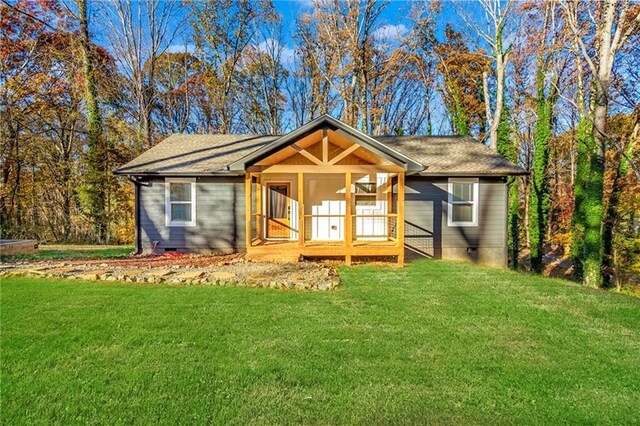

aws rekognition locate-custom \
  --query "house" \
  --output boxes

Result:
[115,115,525,267]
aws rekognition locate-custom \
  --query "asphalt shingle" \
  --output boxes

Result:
[115,133,525,175]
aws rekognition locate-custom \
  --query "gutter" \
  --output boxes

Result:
[115,171,243,177]
[416,171,529,177]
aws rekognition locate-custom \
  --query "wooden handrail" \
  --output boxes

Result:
[303,214,398,218]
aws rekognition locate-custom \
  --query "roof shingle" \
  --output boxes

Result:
[115,133,525,176]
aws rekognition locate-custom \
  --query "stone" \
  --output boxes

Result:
[146,269,174,278]
[115,269,145,279]
[47,267,79,275]
[26,267,50,275]
[174,270,205,280]
[76,270,111,281]
[248,274,271,281]
[210,271,236,280]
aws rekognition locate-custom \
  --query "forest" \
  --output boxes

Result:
[1,0,638,289]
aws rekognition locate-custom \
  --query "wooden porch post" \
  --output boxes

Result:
[345,172,352,265]
[397,172,405,266]
[256,173,262,242]
[245,173,252,250]
[298,172,304,247]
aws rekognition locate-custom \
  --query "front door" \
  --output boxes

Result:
[266,183,291,239]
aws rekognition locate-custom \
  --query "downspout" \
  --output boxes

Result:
[505,175,513,268]
[128,175,143,255]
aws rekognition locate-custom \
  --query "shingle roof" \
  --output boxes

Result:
[115,134,278,175]
[115,133,525,176]
[375,135,526,175]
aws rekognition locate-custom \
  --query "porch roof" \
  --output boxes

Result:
[115,116,526,176]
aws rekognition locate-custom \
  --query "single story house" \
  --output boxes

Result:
[115,115,525,267]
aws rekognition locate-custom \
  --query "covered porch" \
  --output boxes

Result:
[242,125,407,266]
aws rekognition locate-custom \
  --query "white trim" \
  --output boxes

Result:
[165,178,196,227]
[447,178,479,227]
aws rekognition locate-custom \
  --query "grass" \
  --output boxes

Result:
[1,260,639,424]
[0,244,133,261]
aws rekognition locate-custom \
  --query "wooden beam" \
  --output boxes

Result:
[327,144,360,165]
[256,173,262,241]
[397,172,405,266]
[248,164,404,174]
[322,128,329,164]
[387,175,393,239]
[345,172,352,266]
[292,143,323,165]
[298,172,304,247]
[245,173,252,250]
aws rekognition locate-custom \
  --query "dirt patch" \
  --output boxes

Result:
[0,253,340,291]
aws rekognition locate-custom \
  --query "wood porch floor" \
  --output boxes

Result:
[246,238,402,264]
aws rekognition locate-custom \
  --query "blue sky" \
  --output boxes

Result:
[159,1,475,60]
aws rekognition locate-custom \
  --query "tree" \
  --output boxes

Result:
[76,0,109,242]
[191,0,275,133]
[563,0,640,287]
[528,2,562,273]
[104,0,181,150]
[458,0,513,150]
[435,26,489,136]
[497,104,520,268]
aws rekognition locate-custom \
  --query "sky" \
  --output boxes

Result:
[158,0,475,63]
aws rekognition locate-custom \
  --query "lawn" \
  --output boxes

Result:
[0,244,133,261]
[1,260,639,424]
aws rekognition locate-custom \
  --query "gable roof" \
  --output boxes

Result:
[227,115,424,173]
[115,116,526,176]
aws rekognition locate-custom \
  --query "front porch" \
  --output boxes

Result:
[243,126,406,265]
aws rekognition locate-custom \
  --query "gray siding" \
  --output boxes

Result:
[136,175,508,266]
[138,177,245,253]
[404,176,507,266]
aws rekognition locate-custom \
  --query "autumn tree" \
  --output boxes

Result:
[435,26,489,136]
[528,2,563,272]
[191,0,276,133]
[104,0,182,150]
[562,0,640,287]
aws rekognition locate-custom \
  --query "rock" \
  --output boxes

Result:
[248,274,271,281]
[76,270,111,281]
[210,271,236,280]
[174,270,205,280]
[146,269,174,278]
[26,267,50,275]
[116,269,145,279]
[105,276,117,282]
[47,267,79,276]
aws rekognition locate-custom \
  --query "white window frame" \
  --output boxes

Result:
[447,178,479,227]
[165,178,196,227]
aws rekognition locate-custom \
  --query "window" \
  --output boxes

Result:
[448,179,478,227]
[165,178,196,227]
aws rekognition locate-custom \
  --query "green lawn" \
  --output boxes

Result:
[2,260,639,424]
[0,244,133,261]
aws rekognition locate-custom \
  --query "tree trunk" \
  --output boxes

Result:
[77,0,107,243]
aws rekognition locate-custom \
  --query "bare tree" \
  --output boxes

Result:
[103,0,181,149]
[459,0,514,150]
